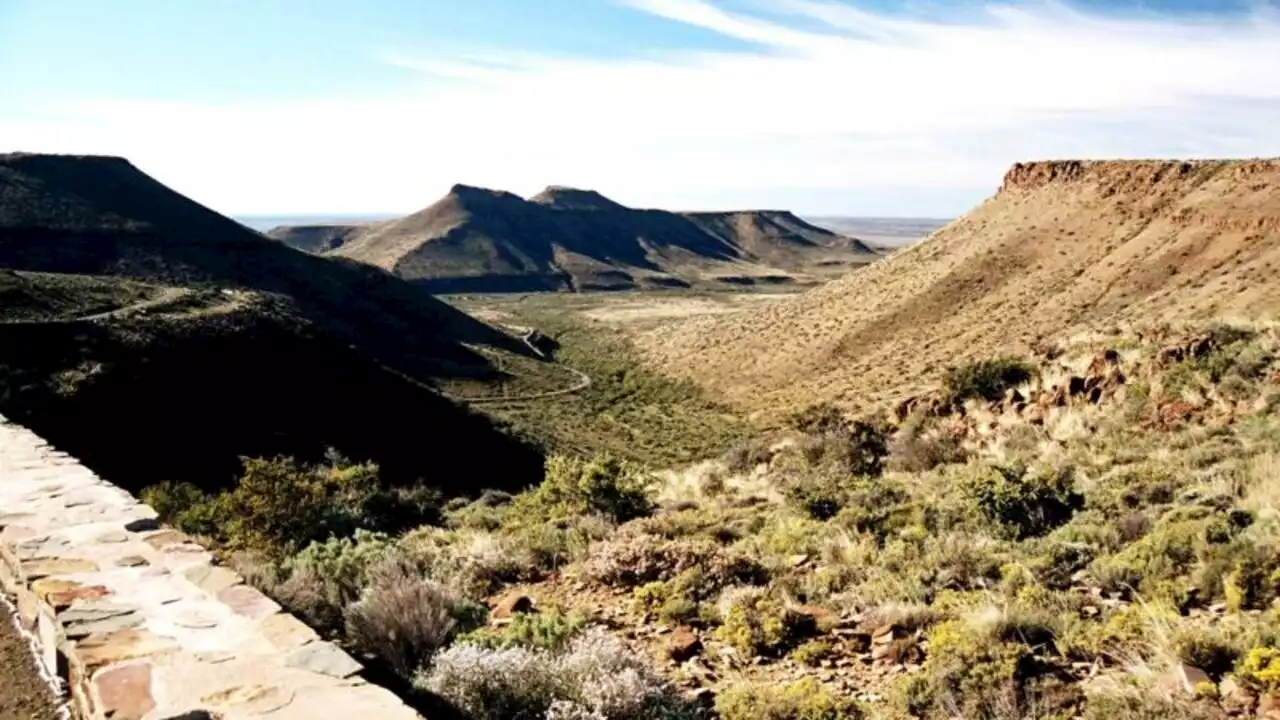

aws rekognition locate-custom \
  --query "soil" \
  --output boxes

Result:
[0,605,60,720]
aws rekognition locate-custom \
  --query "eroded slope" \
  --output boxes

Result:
[641,160,1280,417]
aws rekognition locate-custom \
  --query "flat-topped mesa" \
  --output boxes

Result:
[999,158,1280,193]
[529,186,626,211]
[445,183,525,207]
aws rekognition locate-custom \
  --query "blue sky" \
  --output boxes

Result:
[2,0,1279,216]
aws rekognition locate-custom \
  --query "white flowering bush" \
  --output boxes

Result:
[417,627,699,720]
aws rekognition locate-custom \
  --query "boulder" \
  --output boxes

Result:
[491,592,534,620]
[1219,676,1257,715]
[668,627,703,662]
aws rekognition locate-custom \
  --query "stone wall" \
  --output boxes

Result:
[0,415,422,720]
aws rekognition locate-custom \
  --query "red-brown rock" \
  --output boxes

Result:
[491,592,534,620]
[668,627,703,662]
[94,661,155,720]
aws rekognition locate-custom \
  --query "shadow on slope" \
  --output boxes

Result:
[0,297,545,495]
[0,154,537,381]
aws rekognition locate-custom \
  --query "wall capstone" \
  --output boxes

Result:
[0,415,423,719]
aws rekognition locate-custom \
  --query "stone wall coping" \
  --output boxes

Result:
[0,415,423,720]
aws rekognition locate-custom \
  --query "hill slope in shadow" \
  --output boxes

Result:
[0,154,545,493]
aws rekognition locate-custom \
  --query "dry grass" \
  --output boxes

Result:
[640,159,1280,419]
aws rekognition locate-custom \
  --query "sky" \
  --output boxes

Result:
[2,0,1280,217]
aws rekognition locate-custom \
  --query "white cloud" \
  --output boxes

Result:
[3,0,1280,216]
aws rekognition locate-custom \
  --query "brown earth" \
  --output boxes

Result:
[639,159,1280,419]
[0,608,59,720]
[274,185,877,293]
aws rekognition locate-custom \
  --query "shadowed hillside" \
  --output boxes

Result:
[271,184,877,292]
[0,153,546,493]
[641,159,1280,417]
[264,223,369,253]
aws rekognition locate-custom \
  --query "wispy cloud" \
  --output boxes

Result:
[4,0,1280,215]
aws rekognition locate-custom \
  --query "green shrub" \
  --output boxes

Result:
[714,591,813,657]
[144,454,440,556]
[897,620,1035,719]
[632,567,729,625]
[716,678,862,720]
[791,639,836,667]
[457,609,586,652]
[789,403,849,435]
[1174,625,1239,677]
[272,530,393,631]
[1093,507,1244,595]
[942,357,1035,404]
[1237,646,1280,692]
[140,480,222,537]
[519,454,654,524]
[1224,548,1279,611]
[960,463,1082,540]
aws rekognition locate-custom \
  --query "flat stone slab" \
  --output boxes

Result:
[0,414,423,719]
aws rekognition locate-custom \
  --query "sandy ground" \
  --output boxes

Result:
[580,293,792,326]
[0,604,59,720]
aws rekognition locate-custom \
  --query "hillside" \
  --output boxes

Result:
[274,185,876,292]
[264,222,369,253]
[640,159,1280,417]
[0,153,546,492]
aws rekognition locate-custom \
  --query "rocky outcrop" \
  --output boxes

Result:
[0,415,420,720]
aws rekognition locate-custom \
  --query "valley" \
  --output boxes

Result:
[4,152,1280,720]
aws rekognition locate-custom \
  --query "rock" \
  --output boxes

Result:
[95,530,131,544]
[76,629,182,672]
[116,555,150,568]
[1219,676,1256,714]
[95,661,156,720]
[217,585,281,620]
[1258,693,1280,719]
[872,623,899,645]
[790,604,836,632]
[23,556,99,579]
[1174,663,1212,695]
[33,578,111,610]
[788,554,812,568]
[668,627,703,662]
[61,603,146,639]
[260,613,319,650]
[124,518,162,532]
[185,565,243,595]
[686,687,716,709]
[491,592,534,619]
[200,684,295,715]
[143,529,194,550]
[285,641,363,679]
[173,611,220,630]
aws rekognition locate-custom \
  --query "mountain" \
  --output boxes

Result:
[264,223,369,253]
[0,153,544,492]
[271,185,878,292]
[639,159,1280,417]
